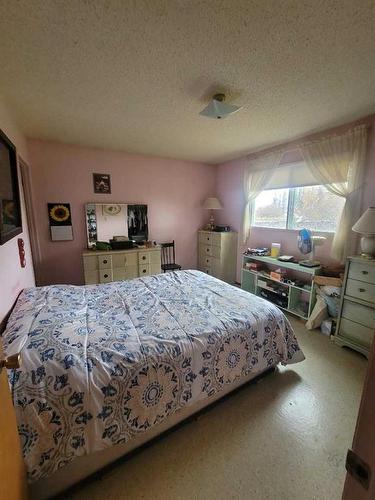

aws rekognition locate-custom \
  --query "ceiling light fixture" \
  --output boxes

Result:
[199,93,242,119]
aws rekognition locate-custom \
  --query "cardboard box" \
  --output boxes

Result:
[313,276,343,287]
[270,271,285,281]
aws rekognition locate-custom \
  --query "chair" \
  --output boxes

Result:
[160,240,182,272]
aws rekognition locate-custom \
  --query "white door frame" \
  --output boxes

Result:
[19,156,41,284]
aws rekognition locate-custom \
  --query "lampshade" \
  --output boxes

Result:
[199,99,242,119]
[202,197,222,210]
[352,207,375,235]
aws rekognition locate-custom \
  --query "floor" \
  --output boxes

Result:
[67,316,367,500]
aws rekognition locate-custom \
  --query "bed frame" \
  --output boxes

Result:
[31,366,277,500]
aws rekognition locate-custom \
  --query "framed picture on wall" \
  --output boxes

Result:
[48,203,73,241]
[93,173,111,194]
[0,129,22,245]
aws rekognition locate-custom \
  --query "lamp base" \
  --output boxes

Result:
[206,213,215,231]
[360,235,375,259]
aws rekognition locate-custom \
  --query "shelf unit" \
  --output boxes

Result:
[241,254,322,320]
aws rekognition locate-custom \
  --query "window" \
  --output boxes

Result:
[253,185,345,232]
[252,188,289,229]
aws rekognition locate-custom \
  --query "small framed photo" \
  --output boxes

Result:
[93,173,111,194]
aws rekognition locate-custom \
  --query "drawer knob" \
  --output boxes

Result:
[361,270,369,275]
[104,274,108,278]
[358,288,366,292]
[103,259,108,264]
[142,256,146,260]
[143,269,146,273]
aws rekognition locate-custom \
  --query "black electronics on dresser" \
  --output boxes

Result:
[214,225,231,232]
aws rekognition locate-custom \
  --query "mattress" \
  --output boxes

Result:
[3,270,304,484]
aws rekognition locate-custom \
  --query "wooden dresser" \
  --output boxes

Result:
[198,230,237,283]
[335,256,375,358]
[82,247,161,285]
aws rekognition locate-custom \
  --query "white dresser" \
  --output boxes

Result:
[335,256,375,358]
[198,230,237,283]
[82,247,161,285]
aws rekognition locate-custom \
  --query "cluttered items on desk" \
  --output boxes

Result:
[243,261,311,289]
[244,228,326,268]
[244,247,297,263]
[241,251,320,319]
[277,255,295,262]
[244,247,270,256]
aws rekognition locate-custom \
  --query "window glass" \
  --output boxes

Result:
[253,188,289,229]
[290,185,345,232]
[253,185,345,232]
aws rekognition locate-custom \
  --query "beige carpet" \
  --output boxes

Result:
[66,316,367,500]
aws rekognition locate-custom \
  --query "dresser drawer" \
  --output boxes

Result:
[199,266,212,276]
[139,264,151,276]
[198,232,222,246]
[150,262,161,275]
[149,250,161,264]
[342,300,375,329]
[211,233,222,246]
[84,270,99,285]
[339,318,374,348]
[346,278,375,304]
[199,255,212,268]
[112,252,137,268]
[98,255,112,270]
[138,251,150,264]
[113,266,138,281]
[199,244,221,259]
[199,232,214,245]
[348,261,375,285]
[99,269,113,283]
[83,255,98,272]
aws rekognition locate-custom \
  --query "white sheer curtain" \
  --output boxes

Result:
[242,150,284,243]
[300,125,368,262]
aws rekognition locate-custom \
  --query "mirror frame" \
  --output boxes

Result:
[85,202,148,249]
[0,129,22,245]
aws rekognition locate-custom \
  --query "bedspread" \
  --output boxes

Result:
[3,270,304,482]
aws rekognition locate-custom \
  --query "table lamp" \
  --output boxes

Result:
[352,207,375,258]
[203,197,222,230]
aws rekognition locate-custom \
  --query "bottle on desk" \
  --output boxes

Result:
[271,243,281,258]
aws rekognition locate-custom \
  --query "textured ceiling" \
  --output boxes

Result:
[0,0,375,164]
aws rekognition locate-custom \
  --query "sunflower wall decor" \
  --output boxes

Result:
[48,203,73,241]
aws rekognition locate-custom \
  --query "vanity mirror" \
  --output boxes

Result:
[85,203,148,249]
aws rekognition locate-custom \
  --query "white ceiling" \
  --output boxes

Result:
[0,0,375,164]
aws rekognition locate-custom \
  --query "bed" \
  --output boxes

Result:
[2,270,304,498]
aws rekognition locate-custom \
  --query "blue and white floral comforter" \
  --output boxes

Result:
[3,270,304,482]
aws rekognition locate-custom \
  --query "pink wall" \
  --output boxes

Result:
[0,99,35,323]
[216,116,375,283]
[28,140,216,285]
